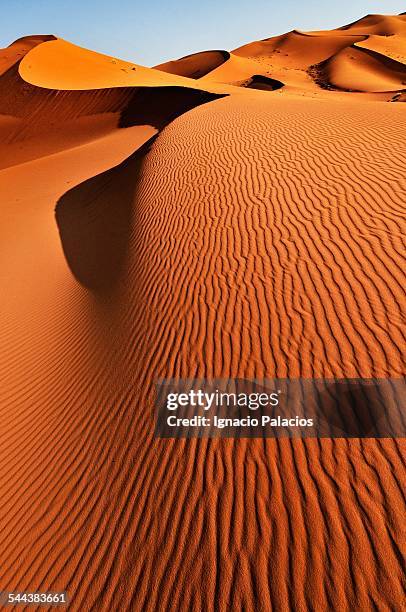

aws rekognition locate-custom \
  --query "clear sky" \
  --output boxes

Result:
[0,1,404,66]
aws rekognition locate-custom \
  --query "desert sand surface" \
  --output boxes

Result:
[0,12,405,612]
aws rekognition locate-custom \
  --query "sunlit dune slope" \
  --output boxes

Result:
[0,90,405,610]
[199,52,283,87]
[18,38,221,91]
[355,34,406,63]
[338,13,406,35]
[322,46,406,92]
[0,35,55,75]
[232,30,365,69]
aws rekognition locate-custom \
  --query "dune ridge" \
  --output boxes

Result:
[0,12,405,612]
[155,50,230,78]
[0,35,55,75]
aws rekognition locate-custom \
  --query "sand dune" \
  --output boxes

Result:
[338,13,406,35]
[155,13,406,95]
[232,14,406,94]
[0,35,55,75]
[199,52,278,86]
[232,30,366,69]
[355,33,406,63]
[0,38,224,169]
[321,46,406,92]
[0,13,405,612]
[155,50,230,78]
[18,38,213,90]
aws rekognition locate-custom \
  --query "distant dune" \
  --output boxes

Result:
[0,13,405,612]
[155,50,230,78]
[158,13,406,95]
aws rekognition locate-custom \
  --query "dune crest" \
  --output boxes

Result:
[18,38,223,91]
[155,50,230,78]
[0,35,55,75]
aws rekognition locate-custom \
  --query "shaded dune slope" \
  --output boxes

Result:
[244,75,284,90]
[54,138,157,293]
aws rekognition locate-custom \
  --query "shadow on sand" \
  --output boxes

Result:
[55,87,225,295]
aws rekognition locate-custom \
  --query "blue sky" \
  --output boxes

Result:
[0,1,404,66]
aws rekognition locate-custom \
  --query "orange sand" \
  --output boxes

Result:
[155,50,229,78]
[0,12,405,612]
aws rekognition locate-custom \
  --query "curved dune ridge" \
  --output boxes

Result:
[0,12,405,612]
[18,38,223,91]
[155,50,230,79]
[0,35,56,75]
[0,38,226,169]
